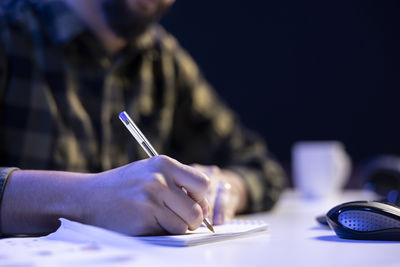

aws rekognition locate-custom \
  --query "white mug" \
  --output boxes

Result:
[292,141,351,198]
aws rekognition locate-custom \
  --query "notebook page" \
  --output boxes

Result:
[137,220,268,247]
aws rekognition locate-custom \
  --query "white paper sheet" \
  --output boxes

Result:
[0,218,268,266]
[0,236,140,266]
[0,219,162,267]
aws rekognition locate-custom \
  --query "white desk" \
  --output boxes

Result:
[1,190,400,267]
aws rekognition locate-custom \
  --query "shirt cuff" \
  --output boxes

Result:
[227,164,285,213]
[0,167,19,236]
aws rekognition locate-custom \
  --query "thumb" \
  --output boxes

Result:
[213,182,236,225]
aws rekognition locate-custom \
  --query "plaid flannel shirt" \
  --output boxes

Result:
[0,0,285,229]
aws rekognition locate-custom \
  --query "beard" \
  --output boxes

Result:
[100,0,170,40]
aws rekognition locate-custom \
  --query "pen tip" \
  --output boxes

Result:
[203,218,215,233]
[209,225,215,233]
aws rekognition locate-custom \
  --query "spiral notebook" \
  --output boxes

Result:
[137,220,268,247]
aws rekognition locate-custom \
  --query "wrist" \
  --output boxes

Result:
[220,169,248,213]
[56,172,96,224]
[76,171,105,225]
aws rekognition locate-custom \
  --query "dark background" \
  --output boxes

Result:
[161,1,400,176]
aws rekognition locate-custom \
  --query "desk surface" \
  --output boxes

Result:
[1,190,400,267]
[158,190,400,267]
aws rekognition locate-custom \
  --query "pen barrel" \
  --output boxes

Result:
[119,110,214,233]
[119,111,158,158]
[141,141,158,157]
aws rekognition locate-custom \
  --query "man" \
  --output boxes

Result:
[0,0,285,236]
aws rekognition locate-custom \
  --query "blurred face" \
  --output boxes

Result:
[101,0,174,39]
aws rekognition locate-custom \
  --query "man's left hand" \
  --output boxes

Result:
[191,165,248,225]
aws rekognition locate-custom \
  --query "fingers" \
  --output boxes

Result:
[191,164,219,176]
[153,156,209,195]
[192,165,244,225]
[139,175,203,233]
[162,186,205,231]
[155,204,189,235]
[150,155,210,210]
[191,164,234,225]
[212,182,236,225]
[142,156,211,232]
[196,197,210,219]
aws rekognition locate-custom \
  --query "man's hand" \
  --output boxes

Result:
[83,156,210,235]
[1,156,210,236]
[192,165,248,225]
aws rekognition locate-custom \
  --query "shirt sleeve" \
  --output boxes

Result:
[0,8,7,106]
[0,167,19,236]
[165,38,286,213]
[0,8,18,236]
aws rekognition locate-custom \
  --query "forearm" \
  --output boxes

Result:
[0,170,93,236]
